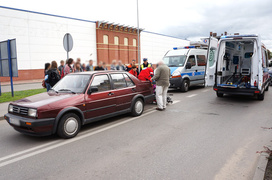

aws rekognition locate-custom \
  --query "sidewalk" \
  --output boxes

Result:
[1,79,43,93]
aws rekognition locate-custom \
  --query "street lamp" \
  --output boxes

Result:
[137,0,141,74]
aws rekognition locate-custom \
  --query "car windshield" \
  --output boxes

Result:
[52,74,91,93]
[163,55,187,67]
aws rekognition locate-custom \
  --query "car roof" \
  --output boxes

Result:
[72,70,128,75]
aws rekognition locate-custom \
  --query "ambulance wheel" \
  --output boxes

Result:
[216,92,224,97]
[265,85,269,91]
[180,80,189,92]
[257,92,264,101]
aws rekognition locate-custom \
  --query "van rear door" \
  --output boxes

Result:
[205,37,218,86]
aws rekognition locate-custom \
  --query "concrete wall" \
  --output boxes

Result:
[141,31,190,64]
[0,6,97,81]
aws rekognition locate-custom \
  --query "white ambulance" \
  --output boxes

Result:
[205,34,270,100]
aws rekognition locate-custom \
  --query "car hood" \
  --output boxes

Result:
[11,92,79,108]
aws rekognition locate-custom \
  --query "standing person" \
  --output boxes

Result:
[128,65,138,78]
[126,59,138,72]
[86,60,94,71]
[95,62,105,71]
[63,58,74,77]
[151,61,171,111]
[44,63,51,91]
[46,61,60,89]
[74,62,83,72]
[74,58,82,69]
[82,63,86,71]
[58,60,65,76]
[110,60,117,70]
[140,58,152,71]
[116,60,126,71]
[102,62,108,70]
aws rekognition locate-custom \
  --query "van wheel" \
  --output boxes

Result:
[257,92,265,101]
[131,98,144,116]
[180,80,189,92]
[57,113,81,139]
[216,92,224,97]
[265,85,269,91]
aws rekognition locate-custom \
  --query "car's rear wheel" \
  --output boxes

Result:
[257,92,265,101]
[57,113,81,139]
[131,98,144,116]
[180,79,189,92]
[216,92,224,97]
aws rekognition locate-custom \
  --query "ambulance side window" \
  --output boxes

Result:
[188,55,196,66]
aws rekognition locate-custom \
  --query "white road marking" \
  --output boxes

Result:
[0,100,181,168]
[187,94,198,98]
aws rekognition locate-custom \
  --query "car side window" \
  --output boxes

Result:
[90,75,111,92]
[188,55,196,66]
[124,74,135,87]
[196,55,206,66]
[111,74,127,89]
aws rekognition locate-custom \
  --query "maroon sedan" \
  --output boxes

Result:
[4,71,154,138]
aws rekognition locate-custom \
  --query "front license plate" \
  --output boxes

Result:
[10,118,20,126]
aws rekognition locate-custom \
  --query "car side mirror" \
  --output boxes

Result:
[87,87,98,94]
[186,62,192,69]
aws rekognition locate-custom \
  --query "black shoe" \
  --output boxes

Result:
[156,108,163,111]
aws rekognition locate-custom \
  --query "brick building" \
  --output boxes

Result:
[96,21,142,67]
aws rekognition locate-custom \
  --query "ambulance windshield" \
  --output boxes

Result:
[163,55,187,67]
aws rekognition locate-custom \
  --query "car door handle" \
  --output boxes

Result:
[108,92,114,96]
[132,88,136,91]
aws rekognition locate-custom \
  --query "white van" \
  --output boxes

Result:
[163,46,208,92]
[206,34,270,100]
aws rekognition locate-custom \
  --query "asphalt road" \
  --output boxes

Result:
[0,87,272,180]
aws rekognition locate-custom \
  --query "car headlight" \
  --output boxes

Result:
[8,104,13,112]
[28,108,37,117]
[172,69,182,77]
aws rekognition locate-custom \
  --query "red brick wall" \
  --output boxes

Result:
[96,22,140,67]
[0,69,44,82]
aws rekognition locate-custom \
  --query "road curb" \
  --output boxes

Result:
[253,152,269,180]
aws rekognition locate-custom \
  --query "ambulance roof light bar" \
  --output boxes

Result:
[173,46,197,50]
[221,34,258,39]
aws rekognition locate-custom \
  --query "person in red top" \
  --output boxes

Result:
[138,67,154,81]
[129,65,138,78]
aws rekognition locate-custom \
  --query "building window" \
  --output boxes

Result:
[103,35,108,44]
[114,36,119,45]
[133,39,137,47]
[124,38,128,46]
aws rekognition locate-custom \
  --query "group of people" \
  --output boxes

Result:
[44,57,170,111]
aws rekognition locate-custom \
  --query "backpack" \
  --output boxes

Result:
[48,70,60,87]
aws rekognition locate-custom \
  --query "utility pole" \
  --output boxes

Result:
[137,0,141,73]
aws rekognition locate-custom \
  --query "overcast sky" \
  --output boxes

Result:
[1,0,271,50]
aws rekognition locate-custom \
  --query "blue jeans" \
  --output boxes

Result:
[45,82,51,92]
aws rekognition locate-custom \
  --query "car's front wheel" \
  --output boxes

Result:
[131,98,144,116]
[57,113,81,139]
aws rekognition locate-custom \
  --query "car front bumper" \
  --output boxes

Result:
[4,113,55,136]
[169,77,182,88]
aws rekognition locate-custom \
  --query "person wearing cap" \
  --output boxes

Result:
[126,59,138,72]
[140,58,152,71]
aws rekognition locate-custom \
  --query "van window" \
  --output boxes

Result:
[196,55,206,66]
[188,55,196,66]
[163,55,187,67]
[208,48,216,67]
